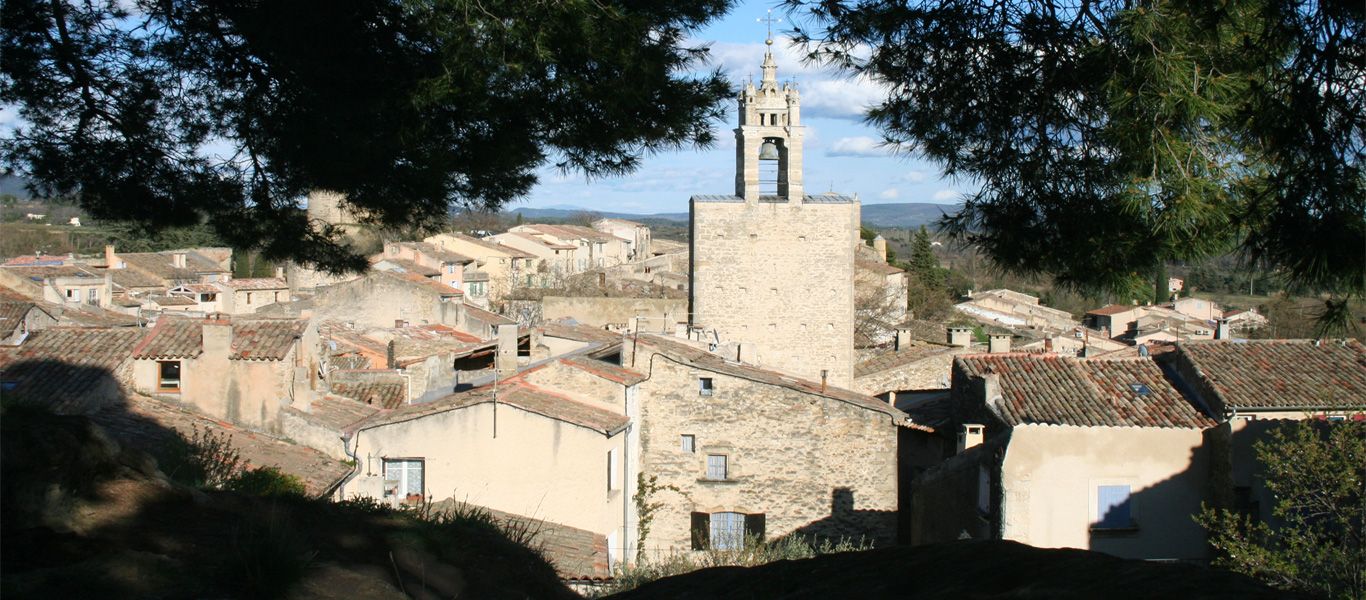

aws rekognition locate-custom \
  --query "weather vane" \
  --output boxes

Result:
[758,9,781,44]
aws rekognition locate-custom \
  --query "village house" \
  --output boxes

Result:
[104,245,231,287]
[372,241,476,292]
[911,353,1218,560]
[424,232,536,300]
[510,223,630,270]
[127,316,317,432]
[853,329,970,398]
[592,218,652,261]
[488,230,578,279]
[215,277,291,314]
[0,290,57,346]
[954,289,1078,335]
[624,334,905,553]
[0,262,113,309]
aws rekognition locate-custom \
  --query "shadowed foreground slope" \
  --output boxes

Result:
[607,540,1300,600]
[0,405,577,600]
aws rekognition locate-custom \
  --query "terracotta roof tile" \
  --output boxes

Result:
[0,328,144,412]
[373,257,441,277]
[955,354,1215,428]
[560,356,646,386]
[428,233,536,259]
[1087,304,1140,316]
[855,342,956,377]
[396,242,474,264]
[636,334,904,419]
[386,271,462,296]
[365,382,629,435]
[540,319,623,345]
[1174,339,1366,410]
[104,267,164,289]
[332,381,408,409]
[230,319,306,361]
[131,318,203,359]
[292,394,382,432]
[219,278,288,290]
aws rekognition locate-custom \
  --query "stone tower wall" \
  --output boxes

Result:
[690,199,859,387]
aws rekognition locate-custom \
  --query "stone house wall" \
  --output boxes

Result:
[633,351,898,554]
[853,348,964,396]
[690,199,858,387]
[542,296,686,332]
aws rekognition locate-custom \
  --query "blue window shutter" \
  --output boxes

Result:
[1097,485,1131,527]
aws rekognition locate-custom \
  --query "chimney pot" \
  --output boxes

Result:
[820,369,828,393]
[895,328,911,351]
[957,424,985,453]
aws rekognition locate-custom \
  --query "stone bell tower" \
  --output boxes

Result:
[735,36,804,201]
[688,34,859,388]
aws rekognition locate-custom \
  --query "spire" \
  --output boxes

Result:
[759,10,781,86]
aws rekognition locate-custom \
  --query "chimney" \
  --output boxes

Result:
[105,245,118,269]
[395,319,407,328]
[1043,337,1054,353]
[172,252,187,268]
[873,235,887,262]
[386,340,397,369]
[203,320,231,358]
[957,424,985,453]
[274,266,285,280]
[948,326,973,348]
[1215,318,1230,340]
[988,333,1012,353]
[820,369,829,393]
[894,328,912,351]
[737,343,758,364]
[495,323,518,377]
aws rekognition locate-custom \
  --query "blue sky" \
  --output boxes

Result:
[520,0,973,215]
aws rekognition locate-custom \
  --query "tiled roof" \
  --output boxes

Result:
[119,250,227,280]
[856,258,905,276]
[231,319,306,361]
[1174,339,1366,410]
[635,334,904,418]
[509,231,577,250]
[561,356,646,386]
[955,354,1215,428]
[151,295,197,306]
[432,233,536,259]
[364,382,630,435]
[399,241,474,264]
[2,255,71,267]
[292,394,382,432]
[219,278,288,290]
[463,270,490,282]
[374,257,441,277]
[0,299,44,338]
[171,283,219,294]
[855,342,957,377]
[56,305,146,328]
[521,224,617,244]
[92,394,350,497]
[430,500,609,579]
[465,303,516,326]
[386,271,462,296]
[540,319,624,345]
[104,267,163,289]
[1086,304,1139,316]
[332,380,408,409]
[1,264,101,279]
[131,318,203,359]
[0,328,144,412]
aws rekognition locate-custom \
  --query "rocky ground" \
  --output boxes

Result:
[0,404,577,600]
[605,539,1301,600]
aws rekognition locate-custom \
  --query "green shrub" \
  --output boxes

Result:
[599,534,872,596]
[157,425,244,489]
[226,466,307,498]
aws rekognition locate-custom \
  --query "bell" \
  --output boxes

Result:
[758,139,780,160]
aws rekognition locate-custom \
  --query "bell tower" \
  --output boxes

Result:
[735,34,803,201]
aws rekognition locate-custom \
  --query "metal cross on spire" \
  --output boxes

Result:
[758,9,781,44]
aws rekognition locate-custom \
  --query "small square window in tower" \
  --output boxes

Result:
[706,454,728,480]
[698,377,714,396]
[680,434,696,453]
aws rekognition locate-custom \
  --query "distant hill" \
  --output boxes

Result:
[506,202,959,228]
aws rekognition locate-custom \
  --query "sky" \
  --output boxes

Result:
[519,0,974,215]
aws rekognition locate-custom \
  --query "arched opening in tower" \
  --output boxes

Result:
[758,137,783,197]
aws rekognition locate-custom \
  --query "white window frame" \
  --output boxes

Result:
[705,454,727,480]
[680,434,696,453]
[383,458,426,505]
[1091,480,1135,529]
[709,512,745,550]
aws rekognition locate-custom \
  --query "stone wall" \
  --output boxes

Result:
[690,199,858,387]
[853,348,965,396]
[542,296,686,332]
[633,351,898,554]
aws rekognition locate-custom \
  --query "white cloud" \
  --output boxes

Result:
[702,37,887,121]
[878,188,900,200]
[896,170,929,184]
[828,136,890,157]
[932,189,959,202]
